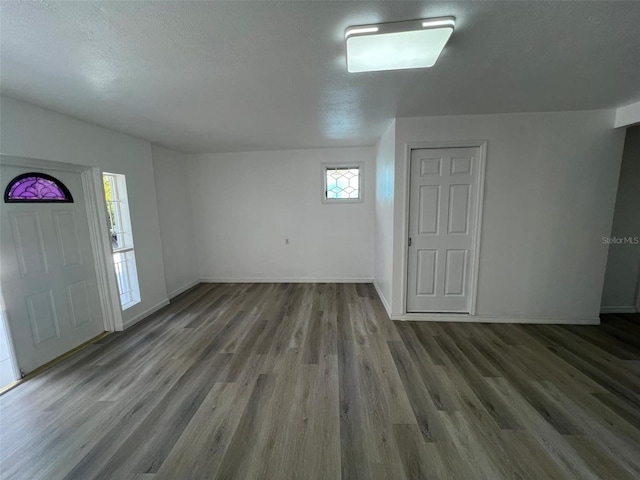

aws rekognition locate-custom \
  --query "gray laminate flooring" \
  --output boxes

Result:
[1,283,639,479]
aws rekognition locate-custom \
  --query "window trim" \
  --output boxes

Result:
[321,162,364,204]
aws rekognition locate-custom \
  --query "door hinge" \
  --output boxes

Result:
[408,237,412,247]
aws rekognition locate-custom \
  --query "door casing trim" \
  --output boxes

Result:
[401,141,487,316]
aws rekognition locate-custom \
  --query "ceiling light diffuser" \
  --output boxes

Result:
[345,17,455,73]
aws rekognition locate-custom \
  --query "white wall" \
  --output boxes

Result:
[152,145,199,298]
[615,101,640,128]
[188,147,375,282]
[390,110,625,322]
[373,121,396,311]
[601,125,640,311]
[0,95,169,327]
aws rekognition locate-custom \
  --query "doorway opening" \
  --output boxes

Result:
[601,125,640,315]
[0,156,121,382]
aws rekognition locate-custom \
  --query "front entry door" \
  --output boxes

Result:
[0,165,104,374]
[407,147,480,313]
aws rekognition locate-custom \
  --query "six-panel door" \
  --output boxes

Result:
[406,147,479,313]
[0,165,104,374]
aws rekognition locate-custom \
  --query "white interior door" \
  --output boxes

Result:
[0,165,104,375]
[407,147,480,313]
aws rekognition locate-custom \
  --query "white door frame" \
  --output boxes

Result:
[400,141,487,317]
[0,155,123,365]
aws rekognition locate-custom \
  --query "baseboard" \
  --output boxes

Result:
[600,306,637,314]
[391,313,600,325]
[372,281,392,317]
[200,277,373,284]
[122,299,170,330]
[168,279,200,300]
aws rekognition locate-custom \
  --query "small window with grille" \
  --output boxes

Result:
[322,163,364,203]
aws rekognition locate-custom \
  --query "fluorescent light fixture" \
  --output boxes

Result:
[345,26,380,38]
[422,19,455,28]
[345,17,455,73]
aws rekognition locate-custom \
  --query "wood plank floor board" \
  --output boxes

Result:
[530,380,640,477]
[92,352,233,478]
[61,391,168,480]
[498,430,572,480]
[467,335,584,435]
[514,343,609,396]
[1,284,639,479]
[591,391,640,431]
[156,356,264,480]
[409,323,448,366]
[366,332,418,425]
[546,345,640,410]
[564,435,637,480]
[564,325,640,361]
[392,423,445,480]
[434,334,524,431]
[534,325,640,393]
[442,326,501,378]
[387,340,439,443]
[436,363,532,480]
[214,374,277,480]
[484,377,599,480]
[605,313,640,337]
[394,323,455,412]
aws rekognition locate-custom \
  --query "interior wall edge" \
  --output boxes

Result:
[122,298,170,330]
[373,280,392,317]
[168,279,201,300]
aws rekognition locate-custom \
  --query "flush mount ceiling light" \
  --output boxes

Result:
[345,17,455,73]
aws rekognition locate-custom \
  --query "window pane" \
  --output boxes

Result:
[325,167,360,199]
[113,251,139,308]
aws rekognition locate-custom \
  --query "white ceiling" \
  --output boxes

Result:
[2,1,640,154]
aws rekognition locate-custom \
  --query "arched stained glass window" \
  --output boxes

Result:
[4,172,73,203]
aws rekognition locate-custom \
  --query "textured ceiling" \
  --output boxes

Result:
[2,1,640,153]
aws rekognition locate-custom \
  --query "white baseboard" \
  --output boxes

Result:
[391,313,600,325]
[372,281,392,317]
[200,277,373,284]
[600,306,637,314]
[122,299,170,330]
[168,279,200,300]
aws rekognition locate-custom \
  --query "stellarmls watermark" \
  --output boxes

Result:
[602,236,640,245]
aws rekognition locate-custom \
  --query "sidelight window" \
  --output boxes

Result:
[103,173,140,310]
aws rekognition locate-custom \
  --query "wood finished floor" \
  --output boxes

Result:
[1,283,640,480]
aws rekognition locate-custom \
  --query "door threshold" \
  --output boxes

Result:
[0,331,110,396]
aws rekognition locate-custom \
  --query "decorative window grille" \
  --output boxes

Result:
[4,172,73,203]
[322,163,364,203]
[103,173,140,310]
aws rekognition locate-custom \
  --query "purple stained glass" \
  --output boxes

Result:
[4,173,73,203]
